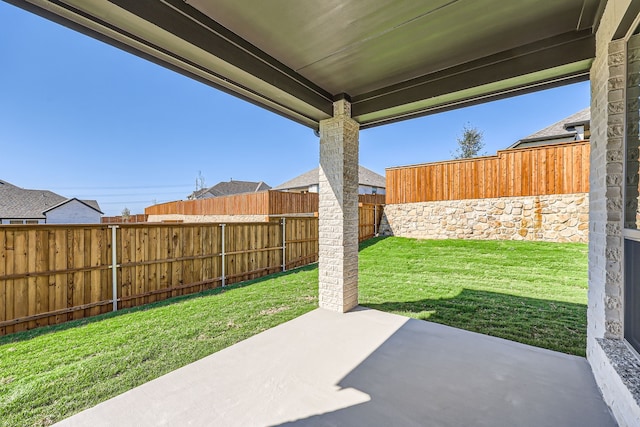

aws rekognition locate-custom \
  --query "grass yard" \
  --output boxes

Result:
[359,237,588,356]
[0,237,588,426]
[0,267,319,427]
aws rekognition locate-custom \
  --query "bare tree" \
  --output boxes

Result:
[121,207,131,221]
[452,123,485,159]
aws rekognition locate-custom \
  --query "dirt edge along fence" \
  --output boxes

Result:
[0,207,382,336]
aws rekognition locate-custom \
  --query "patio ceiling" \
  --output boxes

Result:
[8,0,604,129]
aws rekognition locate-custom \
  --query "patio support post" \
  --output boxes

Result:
[318,98,360,312]
[587,2,640,425]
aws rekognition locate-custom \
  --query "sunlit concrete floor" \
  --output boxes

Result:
[55,307,616,426]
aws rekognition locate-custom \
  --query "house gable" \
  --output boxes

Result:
[274,165,386,194]
[509,107,590,149]
[44,198,103,224]
[190,180,271,199]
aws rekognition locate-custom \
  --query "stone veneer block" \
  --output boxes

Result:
[318,99,360,313]
[379,193,589,243]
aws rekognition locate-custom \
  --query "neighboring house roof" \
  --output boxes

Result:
[273,165,386,190]
[0,180,102,219]
[509,107,590,148]
[190,180,271,199]
[359,166,387,188]
[43,198,103,214]
[190,188,211,199]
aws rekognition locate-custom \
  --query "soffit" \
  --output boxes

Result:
[6,0,605,129]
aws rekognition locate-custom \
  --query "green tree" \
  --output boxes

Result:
[452,123,485,159]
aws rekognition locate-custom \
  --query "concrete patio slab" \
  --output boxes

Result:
[55,307,616,426]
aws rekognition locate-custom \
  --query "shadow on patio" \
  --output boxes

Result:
[365,288,587,356]
[54,307,615,427]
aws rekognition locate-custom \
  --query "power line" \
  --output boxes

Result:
[49,184,193,191]
[100,200,174,205]
[68,191,189,197]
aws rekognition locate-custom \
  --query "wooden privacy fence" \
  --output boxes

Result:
[0,205,383,335]
[386,141,590,204]
[147,192,271,216]
[359,203,384,241]
[101,214,148,224]
[146,190,386,217]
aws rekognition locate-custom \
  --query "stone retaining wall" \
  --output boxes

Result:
[379,193,589,243]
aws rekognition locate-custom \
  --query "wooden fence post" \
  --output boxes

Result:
[374,204,378,236]
[281,217,286,272]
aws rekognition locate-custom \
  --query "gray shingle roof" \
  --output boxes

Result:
[191,180,271,199]
[514,107,590,146]
[1,181,65,219]
[0,180,102,219]
[273,165,386,190]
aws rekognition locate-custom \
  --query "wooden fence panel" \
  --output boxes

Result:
[224,222,280,285]
[358,204,384,242]
[146,192,271,216]
[101,214,148,224]
[285,218,318,269]
[13,230,27,332]
[358,194,386,205]
[386,141,590,204]
[172,226,185,297]
[269,191,319,215]
[1,206,380,335]
[0,230,5,335]
[69,229,83,321]
[0,226,114,333]
[147,191,385,217]
[119,226,133,308]
[181,226,194,295]
[3,230,14,335]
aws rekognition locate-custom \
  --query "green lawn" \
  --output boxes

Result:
[0,237,588,427]
[359,237,588,356]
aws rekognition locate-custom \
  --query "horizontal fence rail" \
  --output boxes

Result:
[145,190,385,217]
[0,205,382,335]
[385,141,590,204]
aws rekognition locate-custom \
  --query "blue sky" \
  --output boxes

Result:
[0,2,590,216]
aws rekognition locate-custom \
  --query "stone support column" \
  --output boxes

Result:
[588,38,625,342]
[318,99,359,312]
[588,3,640,425]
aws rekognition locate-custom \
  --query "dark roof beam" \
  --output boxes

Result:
[150,0,334,112]
[352,30,595,127]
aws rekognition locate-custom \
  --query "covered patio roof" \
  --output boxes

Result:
[8,0,603,129]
